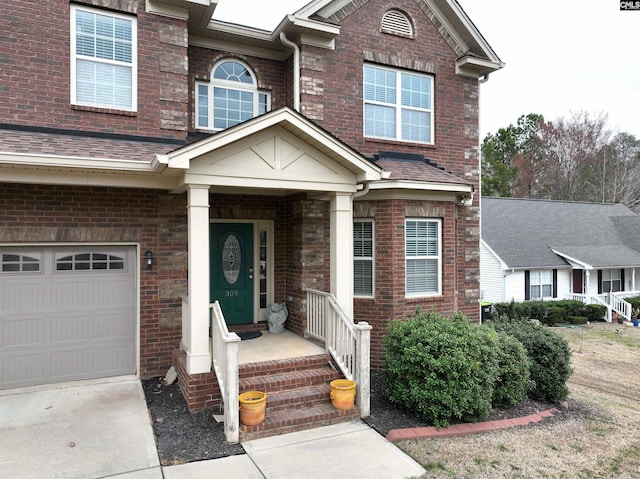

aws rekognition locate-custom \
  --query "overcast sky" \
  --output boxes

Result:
[213,0,640,141]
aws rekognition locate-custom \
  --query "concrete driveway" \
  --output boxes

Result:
[0,378,161,479]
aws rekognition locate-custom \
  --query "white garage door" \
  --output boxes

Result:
[0,246,136,389]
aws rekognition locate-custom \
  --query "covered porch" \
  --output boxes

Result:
[159,108,381,441]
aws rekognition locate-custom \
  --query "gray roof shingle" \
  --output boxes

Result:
[481,197,640,269]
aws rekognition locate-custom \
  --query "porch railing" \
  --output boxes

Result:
[609,292,632,321]
[566,293,614,322]
[303,288,371,417]
[210,300,241,443]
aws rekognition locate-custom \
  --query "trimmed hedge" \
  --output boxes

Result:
[489,318,572,402]
[492,332,533,407]
[383,310,499,428]
[493,299,600,325]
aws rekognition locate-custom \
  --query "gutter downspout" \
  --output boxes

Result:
[280,32,300,112]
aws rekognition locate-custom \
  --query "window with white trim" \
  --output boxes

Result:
[354,219,374,297]
[530,270,553,299]
[55,253,124,272]
[405,219,440,296]
[363,64,433,144]
[196,60,270,130]
[71,5,137,111]
[602,269,621,293]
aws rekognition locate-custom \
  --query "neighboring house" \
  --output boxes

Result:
[0,0,502,440]
[481,197,640,322]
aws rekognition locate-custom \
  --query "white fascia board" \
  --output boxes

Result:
[426,0,469,52]
[550,248,594,270]
[295,0,335,17]
[181,172,357,193]
[145,0,189,20]
[189,35,287,61]
[167,109,382,181]
[0,152,165,173]
[369,179,473,194]
[0,167,179,190]
[481,239,509,271]
[357,188,466,203]
[288,15,340,35]
[455,56,504,78]
[205,20,274,40]
[446,0,502,64]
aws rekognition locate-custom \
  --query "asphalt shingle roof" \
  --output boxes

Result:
[481,197,640,269]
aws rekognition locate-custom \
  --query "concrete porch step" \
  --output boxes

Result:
[239,402,361,442]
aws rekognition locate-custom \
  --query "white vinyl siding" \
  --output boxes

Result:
[354,220,374,297]
[479,241,504,303]
[405,219,441,296]
[363,64,433,144]
[71,6,136,111]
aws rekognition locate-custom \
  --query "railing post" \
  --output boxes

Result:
[355,321,372,418]
[324,296,333,355]
[224,338,239,443]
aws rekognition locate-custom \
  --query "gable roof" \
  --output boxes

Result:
[184,0,503,76]
[481,197,640,270]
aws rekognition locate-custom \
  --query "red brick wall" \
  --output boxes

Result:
[0,1,188,140]
[0,183,187,378]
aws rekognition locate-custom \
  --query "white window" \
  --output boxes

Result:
[363,64,433,144]
[196,60,270,130]
[70,6,137,111]
[530,270,553,299]
[354,220,374,297]
[1,253,41,273]
[405,219,441,296]
[602,269,621,293]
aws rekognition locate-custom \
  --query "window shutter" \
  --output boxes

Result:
[524,270,530,300]
[598,270,602,294]
[621,268,625,291]
[552,269,558,298]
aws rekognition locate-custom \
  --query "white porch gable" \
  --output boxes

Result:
[159,107,382,375]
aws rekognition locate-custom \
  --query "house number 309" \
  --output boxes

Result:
[225,290,239,297]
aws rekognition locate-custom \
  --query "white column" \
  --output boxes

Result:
[186,185,211,374]
[330,192,353,318]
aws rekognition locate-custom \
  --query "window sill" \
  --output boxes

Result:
[72,104,137,117]
[365,137,436,149]
[405,294,442,302]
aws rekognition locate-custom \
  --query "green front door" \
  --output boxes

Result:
[211,223,254,325]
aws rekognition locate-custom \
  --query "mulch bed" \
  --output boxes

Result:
[142,370,561,465]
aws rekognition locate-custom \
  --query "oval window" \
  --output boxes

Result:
[222,233,241,284]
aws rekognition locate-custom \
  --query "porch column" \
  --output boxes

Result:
[585,270,591,298]
[330,192,354,318]
[186,184,211,374]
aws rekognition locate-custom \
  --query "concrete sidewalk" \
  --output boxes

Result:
[0,380,424,479]
[164,421,425,479]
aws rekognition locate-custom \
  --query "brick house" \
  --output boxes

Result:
[0,0,502,441]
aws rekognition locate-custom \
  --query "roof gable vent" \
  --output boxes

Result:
[381,9,413,38]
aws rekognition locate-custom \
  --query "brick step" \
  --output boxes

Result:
[239,354,332,379]
[240,402,361,442]
[263,383,333,412]
[239,367,340,395]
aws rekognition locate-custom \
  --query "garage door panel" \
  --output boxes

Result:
[1,352,46,388]
[50,314,92,344]
[1,281,46,313]
[2,316,47,348]
[0,246,137,389]
[50,347,91,380]
[94,312,135,341]
[93,344,135,375]
[51,280,94,309]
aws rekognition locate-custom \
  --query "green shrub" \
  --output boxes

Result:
[568,315,588,325]
[544,306,566,326]
[492,332,532,407]
[490,319,572,402]
[383,310,498,428]
[583,304,607,322]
